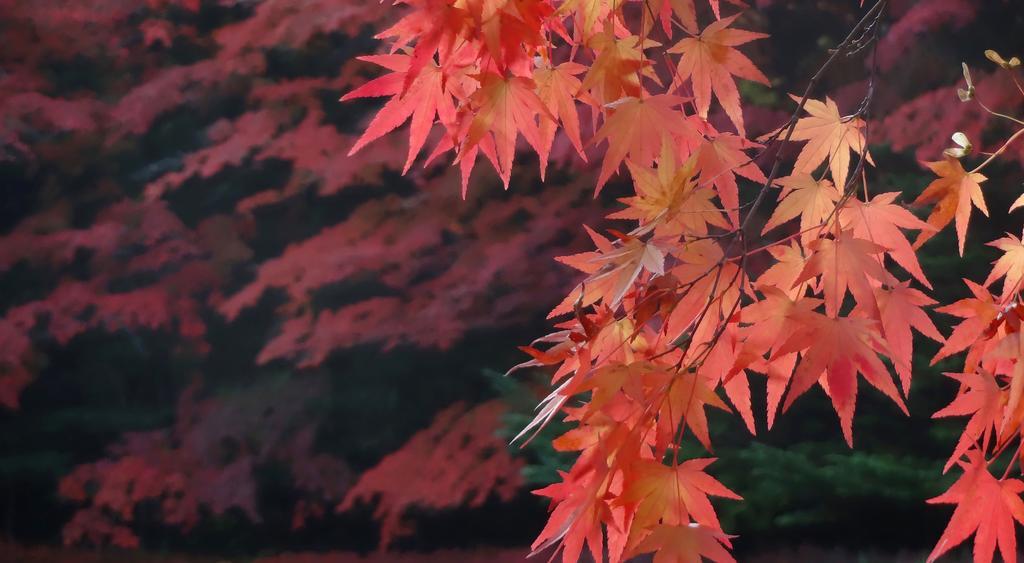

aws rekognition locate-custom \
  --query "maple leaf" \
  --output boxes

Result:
[777,312,906,446]
[912,157,988,256]
[794,229,897,318]
[556,0,616,42]
[760,174,839,244]
[531,458,613,563]
[933,372,1003,473]
[737,286,821,363]
[668,14,769,135]
[777,95,871,192]
[992,329,1024,443]
[456,72,555,190]
[874,282,944,395]
[373,0,470,90]
[658,370,731,451]
[580,28,660,106]
[620,458,741,534]
[590,95,692,194]
[840,192,935,289]
[569,361,638,417]
[553,226,666,315]
[1010,190,1024,213]
[695,132,767,226]
[927,450,1024,563]
[464,0,552,71]
[609,138,729,237]
[931,279,1000,369]
[534,62,588,179]
[753,241,807,299]
[633,523,736,563]
[734,287,820,427]
[342,55,456,174]
[984,231,1024,299]
[648,0,750,37]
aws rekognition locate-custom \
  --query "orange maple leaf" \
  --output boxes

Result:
[556,0,616,42]
[463,0,551,71]
[912,157,988,256]
[609,138,729,237]
[931,279,1000,370]
[873,282,944,395]
[781,95,871,192]
[553,226,666,315]
[984,231,1024,299]
[580,27,660,106]
[761,174,839,244]
[531,460,612,563]
[657,370,731,451]
[668,14,768,135]
[753,241,807,299]
[695,132,766,226]
[734,287,819,428]
[342,55,456,173]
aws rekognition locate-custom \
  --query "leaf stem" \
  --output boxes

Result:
[970,127,1024,174]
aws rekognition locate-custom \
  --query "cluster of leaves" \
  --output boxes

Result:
[339,400,524,549]
[923,53,1024,563]
[58,377,353,548]
[343,0,1024,561]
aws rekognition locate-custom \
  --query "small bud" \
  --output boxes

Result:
[985,49,1022,69]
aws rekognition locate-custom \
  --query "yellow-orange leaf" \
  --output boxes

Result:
[610,138,729,237]
[984,231,1024,299]
[912,157,988,256]
[761,174,839,243]
[580,28,659,106]
[783,95,871,192]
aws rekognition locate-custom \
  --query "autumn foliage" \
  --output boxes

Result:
[1,0,583,552]
[341,0,1024,561]
[2,0,1024,560]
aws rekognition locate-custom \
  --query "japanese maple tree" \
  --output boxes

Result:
[343,0,1024,561]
